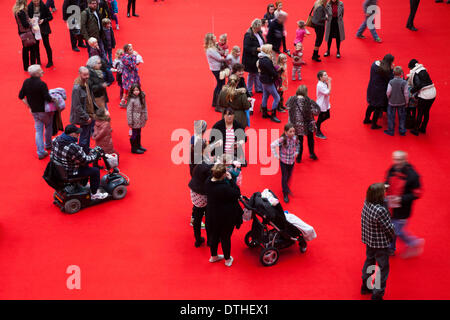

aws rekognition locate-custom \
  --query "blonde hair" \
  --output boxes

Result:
[251,19,262,30]
[261,44,273,55]
[232,46,240,54]
[102,18,111,26]
[219,33,227,41]
[314,0,327,8]
[115,49,124,59]
[204,33,216,50]
[224,74,239,103]
[12,0,27,14]
[88,37,98,46]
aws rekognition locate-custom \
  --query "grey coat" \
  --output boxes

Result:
[325,1,345,42]
[69,84,90,126]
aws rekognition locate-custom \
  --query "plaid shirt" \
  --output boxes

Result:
[50,134,97,176]
[361,201,395,248]
[270,136,300,165]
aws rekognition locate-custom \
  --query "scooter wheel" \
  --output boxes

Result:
[112,185,127,200]
[64,199,81,214]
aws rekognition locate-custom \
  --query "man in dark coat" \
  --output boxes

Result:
[28,0,54,67]
[266,11,289,55]
[63,0,88,52]
[242,19,265,95]
[385,151,424,258]
[80,0,105,55]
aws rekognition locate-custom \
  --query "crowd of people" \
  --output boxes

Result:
[14,0,436,300]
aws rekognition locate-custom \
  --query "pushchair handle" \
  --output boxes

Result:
[239,195,254,210]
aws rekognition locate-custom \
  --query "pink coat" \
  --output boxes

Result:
[92,120,116,154]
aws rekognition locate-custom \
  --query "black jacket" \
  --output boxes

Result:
[209,119,246,158]
[188,163,213,195]
[242,28,265,74]
[312,5,327,27]
[43,160,64,190]
[411,69,433,95]
[266,19,285,53]
[205,177,243,235]
[15,10,31,35]
[18,77,53,113]
[258,56,278,84]
[88,68,109,102]
[385,164,421,219]
[27,1,53,35]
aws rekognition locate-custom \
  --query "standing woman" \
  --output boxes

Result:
[258,44,281,123]
[28,0,53,68]
[217,75,251,128]
[13,0,39,71]
[242,19,265,96]
[127,0,139,17]
[324,0,345,58]
[205,163,243,267]
[407,59,436,135]
[120,43,141,107]
[363,54,395,129]
[287,85,320,163]
[263,3,276,23]
[204,33,226,109]
[311,0,328,62]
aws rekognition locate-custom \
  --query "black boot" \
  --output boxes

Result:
[270,109,281,123]
[261,106,270,119]
[312,50,321,62]
[130,138,144,154]
[137,135,147,152]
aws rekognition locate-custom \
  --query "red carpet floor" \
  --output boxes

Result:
[0,0,449,299]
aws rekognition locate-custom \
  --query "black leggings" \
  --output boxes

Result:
[209,226,234,260]
[314,25,325,47]
[37,34,53,64]
[127,0,136,14]
[327,18,341,53]
[22,43,39,71]
[211,70,225,107]
[316,110,330,132]
[192,205,206,242]
[298,133,315,159]
[415,97,435,132]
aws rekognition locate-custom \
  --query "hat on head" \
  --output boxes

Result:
[408,59,419,69]
[64,124,82,135]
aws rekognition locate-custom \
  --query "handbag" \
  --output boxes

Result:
[305,6,315,28]
[15,12,36,47]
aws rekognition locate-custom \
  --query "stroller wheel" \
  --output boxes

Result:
[299,244,307,253]
[244,231,258,248]
[260,247,279,267]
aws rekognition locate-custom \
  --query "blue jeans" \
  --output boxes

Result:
[387,105,406,135]
[32,112,54,156]
[247,72,262,94]
[261,83,280,111]
[389,219,420,251]
[356,16,379,40]
[79,121,95,154]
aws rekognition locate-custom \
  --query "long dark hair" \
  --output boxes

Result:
[281,123,294,148]
[366,183,386,205]
[296,85,313,124]
[379,54,394,76]
[127,83,145,107]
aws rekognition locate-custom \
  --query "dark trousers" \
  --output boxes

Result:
[209,225,234,260]
[407,0,420,28]
[79,121,95,154]
[415,97,435,132]
[131,128,141,140]
[192,205,206,242]
[316,110,330,133]
[364,105,383,126]
[22,43,39,71]
[211,70,225,107]
[46,0,55,9]
[69,29,85,49]
[327,19,341,53]
[405,107,416,129]
[314,25,325,47]
[361,246,390,298]
[127,0,137,14]
[71,165,101,194]
[298,133,315,159]
[280,161,294,196]
[37,34,53,64]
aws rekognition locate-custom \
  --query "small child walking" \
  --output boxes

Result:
[385,66,409,136]
[294,20,310,46]
[316,70,332,140]
[270,123,300,203]
[102,18,116,64]
[274,53,288,113]
[127,84,148,154]
[92,107,117,155]
[292,42,306,81]
[112,49,124,100]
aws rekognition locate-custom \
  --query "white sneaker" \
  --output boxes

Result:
[224,256,234,267]
[116,25,120,30]
[91,191,109,200]
[209,255,224,263]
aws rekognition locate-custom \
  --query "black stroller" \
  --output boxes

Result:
[239,190,308,267]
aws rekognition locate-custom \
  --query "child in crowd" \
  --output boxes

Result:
[316,70,332,140]
[127,84,148,154]
[87,37,106,59]
[93,107,116,156]
[261,18,269,40]
[274,53,288,113]
[270,123,299,203]
[294,20,310,45]
[226,46,241,69]
[220,154,242,187]
[112,49,124,100]
[107,0,119,30]
[292,42,306,81]
[217,33,229,58]
[102,18,116,64]
[385,66,409,136]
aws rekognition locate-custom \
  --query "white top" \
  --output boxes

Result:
[226,54,241,68]
[206,48,223,71]
[316,81,331,112]
[224,128,235,154]
[254,33,264,47]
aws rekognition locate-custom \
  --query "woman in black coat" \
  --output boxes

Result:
[311,0,328,62]
[28,0,53,67]
[205,163,243,267]
[14,0,39,71]
[242,20,265,95]
[363,54,395,129]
